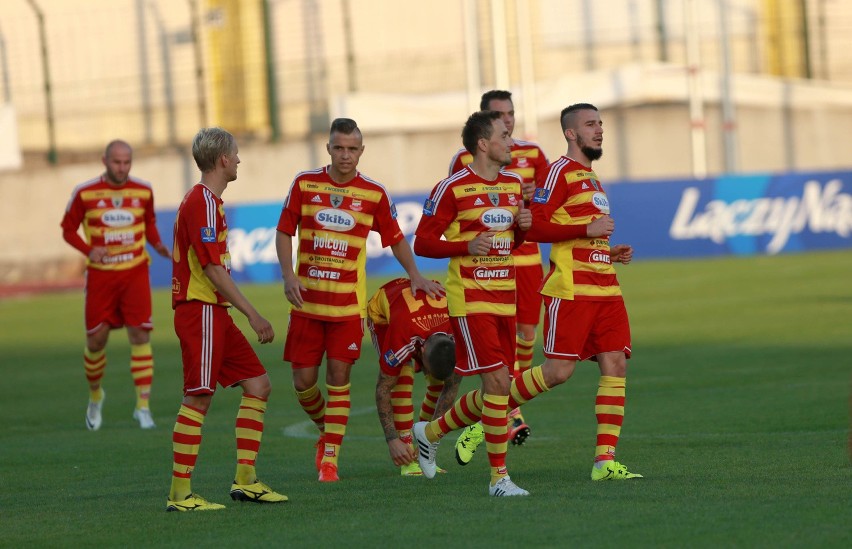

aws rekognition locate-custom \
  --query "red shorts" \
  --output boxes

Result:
[284,314,364,368]
[85,265,153,334]
[367,319,424,376]
[174,301,267,395]
[450,315,516,376]
[515,262,544,326]
[542,297,632,361]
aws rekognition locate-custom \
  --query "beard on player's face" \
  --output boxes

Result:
[581,145,602,161]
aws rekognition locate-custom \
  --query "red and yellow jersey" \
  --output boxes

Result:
[60,176,163,271]
[531,156,621,301]
[415,166,523,317]
[366,277,450,374]
[171,184,231,308]
[277,167,405,321]
[449,139,548,266]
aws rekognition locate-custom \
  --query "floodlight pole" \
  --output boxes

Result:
[25,0,57,164]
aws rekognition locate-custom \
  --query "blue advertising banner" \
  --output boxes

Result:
[148,170,852,288]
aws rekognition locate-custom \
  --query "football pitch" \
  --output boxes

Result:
[1,250,850,547]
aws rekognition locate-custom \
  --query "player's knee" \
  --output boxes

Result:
[543,360,575,386]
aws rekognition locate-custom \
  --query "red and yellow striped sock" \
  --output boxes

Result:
[130,343,153,410]
[84,348,105,401]
[322,383,351,466]
[234,393,267,485]
[295,383,326,433]
[482,394,510,485]
[594,376,626,462]
[170,403,205,501]
[508,365,549,409]
[392,363,415,434]
[424,389,483,442]
[514,334,536,377]
[419,374,444,421]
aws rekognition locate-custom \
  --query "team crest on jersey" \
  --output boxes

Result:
[111,196,123,208]
[488,192,500,206]
[330,194,343,208]
[131,198,140,207]
[384,350,400,367]
[589,178,601,191]
[351,199,362,212]
[517,157,529,168]
[422,199,436,216]
[201,227,216,242]
[532,188,550,204]
[508,194,518,206]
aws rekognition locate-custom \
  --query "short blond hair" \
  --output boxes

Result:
[192,127,235,173]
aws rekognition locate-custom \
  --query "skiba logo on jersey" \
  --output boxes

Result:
[481,208,514,231]
[532,188,550,204]
[592,192,610,213]
[315,209,355,231]
[101,209,134,227]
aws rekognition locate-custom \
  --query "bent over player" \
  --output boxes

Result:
[368,277,460,476]
[61,140,169,431]
[166,127,287,512]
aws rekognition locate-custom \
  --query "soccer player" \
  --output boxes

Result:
[166,127,287,512]
[448,90,549,457]
[517,103,642,481]
[61,140,170,431]
[367,277,461,476]
[412,110,532,497]
[276,118,442,483]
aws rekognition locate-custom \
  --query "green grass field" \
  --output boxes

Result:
[2,251,850,547]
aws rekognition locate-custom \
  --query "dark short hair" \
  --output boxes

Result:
[330,117,360,136]
[461,110,502,155]
[423,333,455,381]
[560,103,598,132]
[480,90,513,111]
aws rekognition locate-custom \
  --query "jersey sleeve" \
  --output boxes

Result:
[277,178,303,236]
[370,191,405,247]
[143,190,163,247]
[413,188,469,257]
[527,174,587,242]
[184,194,223,268]
[60,191,92,255]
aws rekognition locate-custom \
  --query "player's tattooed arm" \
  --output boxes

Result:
[375,371,399,441]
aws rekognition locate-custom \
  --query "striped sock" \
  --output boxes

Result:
[170,404,205,501]
[514,334,536,377]
[130,343,153,410]
[84,348,105,400]
[295,383,326,433]
[234,394,267,485]
[392,363,415,434]
[508,365,550,409]
[425,389,483,442]
[322,383,351,466]
[482,394,510,484]
[419,374,444,421]
[594,376,626,462]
